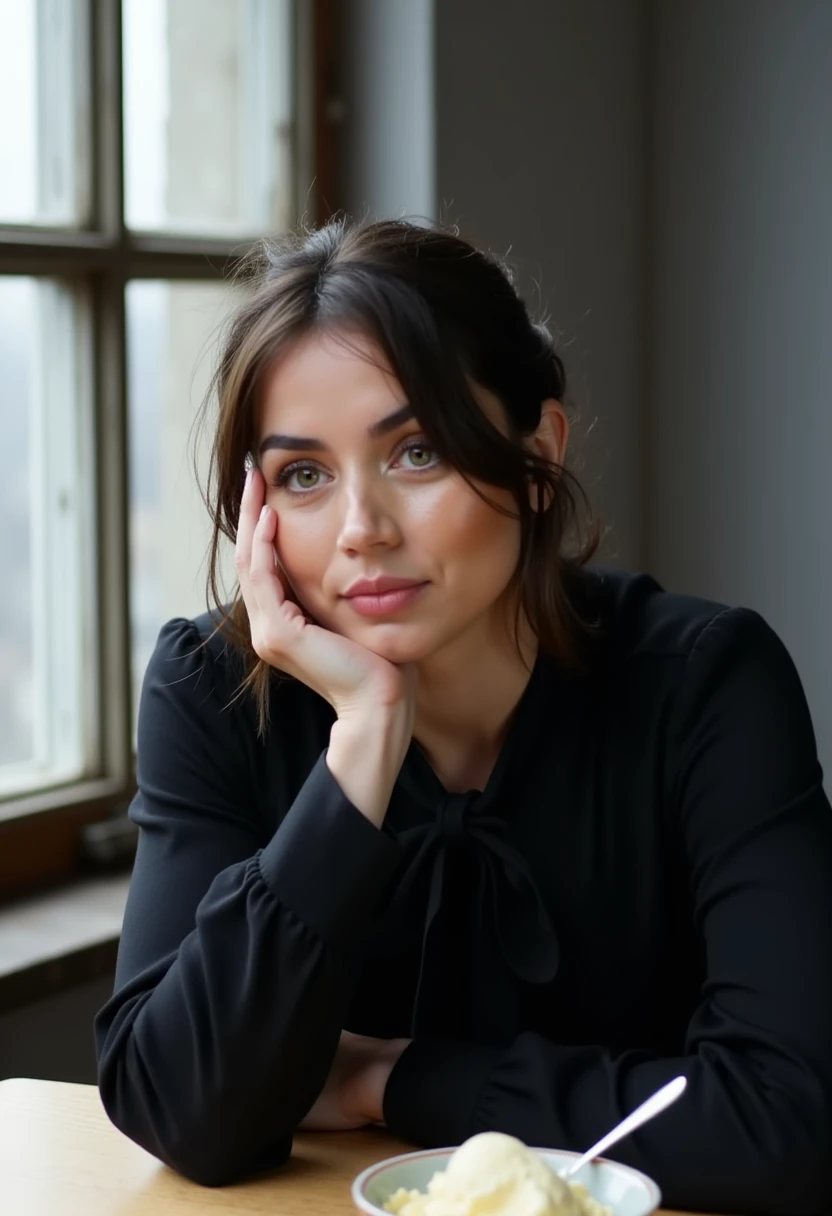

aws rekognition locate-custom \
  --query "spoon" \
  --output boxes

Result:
[559,1075,687,1180]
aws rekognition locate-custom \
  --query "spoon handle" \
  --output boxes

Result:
[559,1075,687,1180]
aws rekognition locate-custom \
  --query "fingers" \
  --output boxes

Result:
[235,465,260,560]
[236,467,285,614]
[248,502,281,600]
[234,465,262,599]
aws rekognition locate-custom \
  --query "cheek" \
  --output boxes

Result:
[426,481,521,570]
[273,512,333,587]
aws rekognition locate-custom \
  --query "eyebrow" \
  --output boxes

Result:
[259,403,415,457]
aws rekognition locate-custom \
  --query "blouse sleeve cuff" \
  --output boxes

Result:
[383,1038,501,1146]
[258,750,401,948]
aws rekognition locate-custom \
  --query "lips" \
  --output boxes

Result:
[343,576,426,598]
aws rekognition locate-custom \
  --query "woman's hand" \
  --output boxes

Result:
[298,1031,412,1131]
[236,467,415,720]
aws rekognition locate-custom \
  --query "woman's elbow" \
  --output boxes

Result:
[97,1050,291,1188]
[152,1129,292,1190]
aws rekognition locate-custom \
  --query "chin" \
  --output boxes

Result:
[351,624,440,666]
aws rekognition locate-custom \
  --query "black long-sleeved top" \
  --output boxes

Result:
[94,567,832,1214]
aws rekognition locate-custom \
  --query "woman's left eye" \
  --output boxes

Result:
[397,438,440,470]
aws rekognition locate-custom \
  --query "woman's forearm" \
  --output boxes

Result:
[326,709,412,827]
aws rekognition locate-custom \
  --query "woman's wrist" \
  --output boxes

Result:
[354,1037,412,1125]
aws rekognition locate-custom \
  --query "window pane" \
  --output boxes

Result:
[0,278,94,803]
[0,280,35,771]
[123,0,294,237]
[0,0,91,227]
[127,281,243,732]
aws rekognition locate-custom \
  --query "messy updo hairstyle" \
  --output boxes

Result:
[199,217,602,732]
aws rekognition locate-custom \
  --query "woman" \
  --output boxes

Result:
[95,219,832,1214]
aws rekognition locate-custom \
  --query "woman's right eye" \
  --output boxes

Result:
[275,462,327,493]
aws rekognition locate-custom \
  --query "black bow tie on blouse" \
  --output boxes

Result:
[384,654,562,1038]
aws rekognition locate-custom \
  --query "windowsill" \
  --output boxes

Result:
[0,874,130,1015]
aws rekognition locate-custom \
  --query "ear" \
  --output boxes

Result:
[525,399,569,510]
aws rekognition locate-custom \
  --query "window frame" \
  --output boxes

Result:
[0,0,335,902]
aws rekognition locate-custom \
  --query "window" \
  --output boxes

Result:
[123,0,295,237]
[0,277,93,798]
[0,0,91,228]
[126,280,242,733]
[0,0,325,900]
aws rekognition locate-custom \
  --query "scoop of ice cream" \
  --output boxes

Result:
[384,1133,609,1216]
[432,1132,580,1216]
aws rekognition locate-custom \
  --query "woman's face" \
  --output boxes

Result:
[255,328,526,666]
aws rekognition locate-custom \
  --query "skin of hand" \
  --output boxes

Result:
[298,1030,412,1131]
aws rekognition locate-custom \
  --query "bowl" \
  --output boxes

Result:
[352,1146,661,1216]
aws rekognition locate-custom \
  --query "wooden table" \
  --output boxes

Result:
[0,1077,695,1215]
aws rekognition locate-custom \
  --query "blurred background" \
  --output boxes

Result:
[0,0,830,1085]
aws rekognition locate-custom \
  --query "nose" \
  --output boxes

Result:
[336,480,402,555]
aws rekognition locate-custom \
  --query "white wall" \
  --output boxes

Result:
[646,0,832,780]
[339,0,435,223]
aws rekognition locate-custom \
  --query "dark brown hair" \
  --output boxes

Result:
[199,217,601,731]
